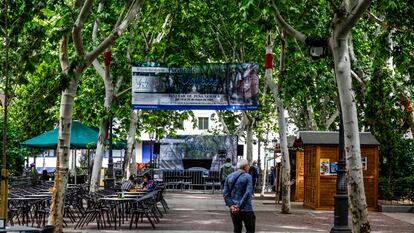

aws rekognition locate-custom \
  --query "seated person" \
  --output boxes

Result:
[139,173,156,191]
[121,175,136,191]
[41,170,50,181]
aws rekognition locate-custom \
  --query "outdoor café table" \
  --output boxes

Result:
[0,225,42,232]
[109,191,147,196]
[27,194,52,198]
[107,194,144,199]
[99,197,140,230]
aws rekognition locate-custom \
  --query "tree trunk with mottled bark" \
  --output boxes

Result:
[270,0,372,229]
[48,44,80,231]
[48,1,146,230]
[123,110,138,179]
[265,31,291,214]
[90,53,114,193]
[306,96,318,130]
[330,2,371,231]
[246,122,253,163]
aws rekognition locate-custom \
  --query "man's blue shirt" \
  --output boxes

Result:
[223,171,253,212]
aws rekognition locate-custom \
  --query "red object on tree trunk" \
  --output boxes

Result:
[265,53,272,69]
[104,51,112,66]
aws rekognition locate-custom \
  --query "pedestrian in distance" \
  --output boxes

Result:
[223,159,255,233]
[220,157,234,187]
[249,160,259,195]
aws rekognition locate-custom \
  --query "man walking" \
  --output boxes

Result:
[223,159,255,233]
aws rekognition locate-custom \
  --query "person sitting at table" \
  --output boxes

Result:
[41,170,50,181]
[139,173,156,191]
[121,175,136,191]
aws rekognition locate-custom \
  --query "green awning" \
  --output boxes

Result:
[21,121,98,149]
[21,121,127,150]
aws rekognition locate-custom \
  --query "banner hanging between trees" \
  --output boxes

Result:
[131,63,259,110]
[158,135,237,170]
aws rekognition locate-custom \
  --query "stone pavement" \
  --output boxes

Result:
[65,192,414,233]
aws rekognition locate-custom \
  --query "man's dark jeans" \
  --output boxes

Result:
[230,211,255,233]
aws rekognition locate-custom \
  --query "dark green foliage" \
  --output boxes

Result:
[0,116,29,176]
[379,175,414,202]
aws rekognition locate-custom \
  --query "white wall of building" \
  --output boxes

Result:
[29,149,125,172]
[30,111,283,172]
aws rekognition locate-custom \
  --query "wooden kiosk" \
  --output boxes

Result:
[290,150,305,202]
[273,137,305,202]
[294,131,380,210]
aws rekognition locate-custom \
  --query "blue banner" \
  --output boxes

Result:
[131,63,259,110]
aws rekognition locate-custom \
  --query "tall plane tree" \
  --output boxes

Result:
[271,0,372,232]
[48,0,145,232]
[264,31,291,213]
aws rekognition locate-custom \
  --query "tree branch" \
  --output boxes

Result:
[328,0,339,12]
[351,69,367,95]
[92,3,103,42]
[91,3,105,79]
[59,36,69,72]
[114,75,124,95]
[85,0,145,63]
[325,110,339,129]
[408,112,414,138]
[338,0,372,37]
[351,69,365,85]
[270,0,306,43]
[148,8,162,46]
[155,14,172,44]
[366,11,413,32]
[115,87,132,98]
[92,60,106,78]
[210,25,228,60]
[215,111,230,134]
[349,32,357,63]
[72,0,94,57]
[234,112,249,136]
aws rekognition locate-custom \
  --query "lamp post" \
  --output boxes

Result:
[330,109,351,233]
[304,36,350,232]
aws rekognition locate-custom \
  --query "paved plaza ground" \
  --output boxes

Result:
[66,191,414,233]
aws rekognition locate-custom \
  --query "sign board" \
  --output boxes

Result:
[132,63,259,110]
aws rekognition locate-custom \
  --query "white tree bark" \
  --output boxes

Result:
[48,1,146,229]
[123,110,138,179]
[325,110,339,130]
[409,112,414,137]
[265,31,291,213]
[89,52,114,193]
[331,35,369,233]
[246,120,253,163]
[306,96,318,130]
[215,110,230,134]
[48,37,80,232]
[271,0,372,229]
[331,1,372,232]
[89,0,146,192]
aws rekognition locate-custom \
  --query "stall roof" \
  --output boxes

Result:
[21,121,127,150]
[297,131,380,146]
